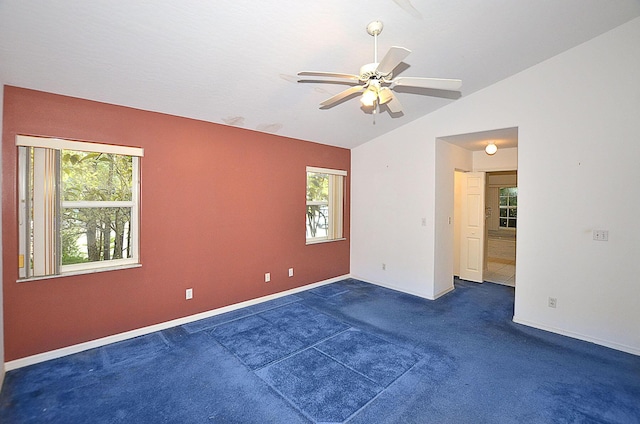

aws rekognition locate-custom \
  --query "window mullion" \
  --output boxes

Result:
[62,200,134,208]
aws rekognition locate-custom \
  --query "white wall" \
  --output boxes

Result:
[473,147,518,172]
[0,84,5,388]
[453,171,464,276]
[352,17,640,354]
[350,127,437,298]
[434,141,472,296]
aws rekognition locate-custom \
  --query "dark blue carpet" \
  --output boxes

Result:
[182,294,303,334]
[315,329,421,387]
[256,348,381,422]
[2,278,639,423]
[210,314,308,369]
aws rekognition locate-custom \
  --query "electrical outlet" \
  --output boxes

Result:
[288,268,294,277]
[548,297,557,308]
[593,230,608,241]
[265,272,270,283]
[185,288,193,300]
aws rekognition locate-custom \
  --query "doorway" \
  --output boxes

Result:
[483,171,517,286]
[445,127,518,289]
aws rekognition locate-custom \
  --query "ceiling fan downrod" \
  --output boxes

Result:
[366,21,384,64]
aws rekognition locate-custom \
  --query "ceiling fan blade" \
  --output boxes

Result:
[376,46,411,76]
[392,77,462,91]
[385,92,403,113]
[298,71,360,81]
[320,85,365,108]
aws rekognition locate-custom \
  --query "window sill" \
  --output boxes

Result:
[17,263,142,283]
[306,237,347,246]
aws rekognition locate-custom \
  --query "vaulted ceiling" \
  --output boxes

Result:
[1,1,639,149]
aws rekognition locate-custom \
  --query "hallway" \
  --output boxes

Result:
[484,229,516,286]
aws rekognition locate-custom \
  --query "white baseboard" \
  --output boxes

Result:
[351,275,435,300]
[433,285,455,299]
[513,315,640,356]
[5,274,350,371]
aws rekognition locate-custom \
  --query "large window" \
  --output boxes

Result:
[17,135,143,279]
[306,166,346,243]
[499,187,517,228]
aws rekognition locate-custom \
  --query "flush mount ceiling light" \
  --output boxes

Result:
[485,142,498,155]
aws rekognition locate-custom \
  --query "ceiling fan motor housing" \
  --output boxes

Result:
[366,21,383,36]
[359,63,392,82]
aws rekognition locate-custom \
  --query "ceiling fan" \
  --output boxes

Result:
[298,21,462,114]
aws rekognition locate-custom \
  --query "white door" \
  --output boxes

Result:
[459,172,485,283]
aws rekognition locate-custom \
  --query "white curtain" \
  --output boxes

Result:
[32,148,59,276]
[330,175,344,239]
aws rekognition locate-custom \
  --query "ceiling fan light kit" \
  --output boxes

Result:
[297,20,462,115]
[360,87,378,107]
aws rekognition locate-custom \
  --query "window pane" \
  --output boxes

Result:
[62,207,132,265]
[61,150,133,202]
[500,208,508,217]
[500,218,508,227]
[508,208,517,218]
[307,172,329,202]
[501,187,517,197]
[499,196,508,206]
[306,204,329,239]
[508,219,517,228]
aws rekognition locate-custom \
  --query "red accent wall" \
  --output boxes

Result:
[2,86,350,361]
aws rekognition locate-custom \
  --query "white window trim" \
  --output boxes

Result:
[16,135,143,157]
[18,263,142,283]
[499,186,517,229]
[17,135,143,280]
[306,166,347,176]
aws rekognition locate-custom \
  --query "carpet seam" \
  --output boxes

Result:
[253,373,317,423]
[183,296,304,334]
[342,358,425,423]
[252,327,354,372]
[311,346,382,387]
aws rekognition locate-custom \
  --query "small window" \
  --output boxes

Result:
[17,135,143,279]
[499,187,517,228]
[306,166,346,244]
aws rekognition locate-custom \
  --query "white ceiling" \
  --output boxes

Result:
[1,1,639,150]
[441,127,518,152]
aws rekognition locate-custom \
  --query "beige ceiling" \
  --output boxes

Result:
[1,1,639,149]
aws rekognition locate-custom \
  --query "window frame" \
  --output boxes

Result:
[498,186,517,229]
[306,166,347,245]
[16,135,144,280]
